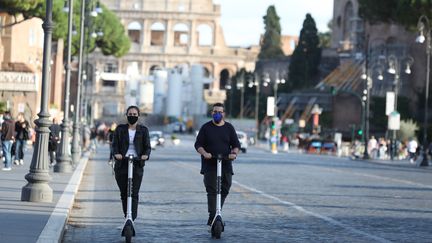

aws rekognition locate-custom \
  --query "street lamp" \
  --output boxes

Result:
[54,0,74,173]
[417,15,431,166]
[71,0,103,163]
[362,60,384,159]
[253,73,260,144]
[21,0,54,202]
[263,71,286,154]
[71,0,87,164]
[386,54,414,160]
[236,71,245,119]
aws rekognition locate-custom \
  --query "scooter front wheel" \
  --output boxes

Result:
[212,220,223,239]
[124,225,133,243]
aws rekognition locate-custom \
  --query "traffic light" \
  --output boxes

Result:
[330,86,337,95]
[357,129,363,136]
[271,120,276,129]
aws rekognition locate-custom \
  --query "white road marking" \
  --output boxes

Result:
[174,160,391,243]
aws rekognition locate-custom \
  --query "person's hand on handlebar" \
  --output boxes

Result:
[141,155,149,160]
[228,153,237,160]
[114,154,123,160]
[203,152,212,159]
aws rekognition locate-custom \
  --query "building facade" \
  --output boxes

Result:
[0,13,66,121]
[89,0,258,120]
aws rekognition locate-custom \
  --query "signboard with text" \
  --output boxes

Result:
[0,71,38,92]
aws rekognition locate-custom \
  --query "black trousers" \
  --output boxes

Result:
[203,170,232,217]
[115,161,144,220]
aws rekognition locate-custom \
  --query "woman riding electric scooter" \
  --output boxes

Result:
[112,106,151,241]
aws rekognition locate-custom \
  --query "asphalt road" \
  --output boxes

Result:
[63,136,432,242]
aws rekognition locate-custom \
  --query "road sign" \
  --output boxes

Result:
[386,92,395,115]
[267,97,275,116]
[388,110,400,130]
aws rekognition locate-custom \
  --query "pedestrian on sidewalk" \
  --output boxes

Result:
[1,111,15,171]
[107,122,117,164]
[194,103,241,226]
[407,138,418,164]
[14,113,30,165]
[112,105,151,221]
[49,118,61,166]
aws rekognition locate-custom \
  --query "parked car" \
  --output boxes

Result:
[149,131,165,146]
[306,139,336,155]
[236,131,248,153]
[150,137,157,150]
[168,122,186,133]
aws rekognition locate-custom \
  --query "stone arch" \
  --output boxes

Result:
[127,21,142,52]
[173,23,189,47]
[127,21,142,43]
[342,1,354,41]
[219,68,232,90]
[197,24,213,46]
[151,22,165,46]
[149,64,163,74]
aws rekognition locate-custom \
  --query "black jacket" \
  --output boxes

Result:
[194,121,240,175]
[112,123,151,160]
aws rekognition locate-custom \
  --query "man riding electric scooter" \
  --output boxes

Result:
[194,103,241,238]
[112,106,151,241]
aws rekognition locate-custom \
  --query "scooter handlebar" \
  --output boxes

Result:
[211,154,232,160]
[126,154,146,167]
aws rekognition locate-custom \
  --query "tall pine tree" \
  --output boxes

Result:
[258,5,284,59]
[286,13,321,91]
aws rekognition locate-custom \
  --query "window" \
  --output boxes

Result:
[104,63,118,73]
[102,80,116,87]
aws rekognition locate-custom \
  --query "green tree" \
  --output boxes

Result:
[318,19,332,48]
[286,13,322,92]
[358,0,432,28]
[0,0,130,57]
[258,5,284,59]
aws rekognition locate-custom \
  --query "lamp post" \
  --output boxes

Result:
[54,0,74,173]
[237,71,245,119]
[362,61,384,159]
[417,15,431,166]
[253,73,260,144]
[71,0,87,164]
[386,54,413,160]
[263,71,286,153]
[21,0,54,202]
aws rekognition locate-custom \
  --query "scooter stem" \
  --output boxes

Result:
[216,158,222,216]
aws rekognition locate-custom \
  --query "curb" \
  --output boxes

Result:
[36,153,91,243]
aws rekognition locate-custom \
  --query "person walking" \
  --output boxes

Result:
[107,122,117,164]
[1,111,15,171]
[49,118,61,166]
[194,102,241,227]
[112,105,151,221]
[14,113,30,165]
[407,138,418,164]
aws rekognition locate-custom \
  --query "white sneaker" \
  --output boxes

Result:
[19,159,24,165]
[2,167,11,171]
[14,160,19,165]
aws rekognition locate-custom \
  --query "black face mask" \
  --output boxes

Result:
[127,115,138,125]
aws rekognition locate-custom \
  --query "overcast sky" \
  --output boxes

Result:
[212,0,334,47]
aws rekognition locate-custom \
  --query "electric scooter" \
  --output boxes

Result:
[209,154,227,239]
[121,154,136,243]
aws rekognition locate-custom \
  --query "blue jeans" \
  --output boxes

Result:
[15,139,26,160]
[2,140,13,168]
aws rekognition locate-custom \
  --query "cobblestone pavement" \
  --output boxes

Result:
[63,137,432,242]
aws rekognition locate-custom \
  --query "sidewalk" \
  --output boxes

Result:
[254,140,432,169]
[0,147,90,243]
